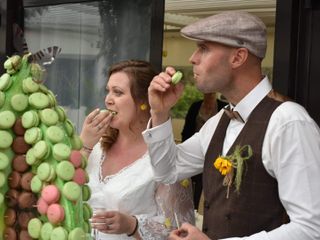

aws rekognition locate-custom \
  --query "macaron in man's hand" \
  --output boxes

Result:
[171,71,183,85]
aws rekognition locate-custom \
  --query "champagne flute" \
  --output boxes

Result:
[91,206,106,240]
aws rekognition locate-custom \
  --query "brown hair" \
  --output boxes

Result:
[100,60,157,151]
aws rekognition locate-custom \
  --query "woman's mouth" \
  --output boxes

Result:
[105,108,117,116]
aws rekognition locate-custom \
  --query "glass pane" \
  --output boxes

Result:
[24,0,152,131]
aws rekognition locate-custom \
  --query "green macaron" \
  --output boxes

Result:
[40,222,54,240]
[171,71,183,84]
[28,218,43,239]
[0,91,5,108]
[82,184,91,202]
[82,202,93,221]
[49,226,68,240]
[39,108,59,126]
[24,127,43,145]
[56,160,75,181]
[10,93,29,112]
[0,152,10,170]
[22,76,40,93]
[30,175,43,193]
[0,193,4,205]
[62,181,81,201]
[64,119,75,137]
[29,92,50,109]
[68,227,86,240]
[47,90,57,107]
[52,143,71,161]
[0,172,6,188]
[33,140,49,159]
[0,73,13,91]
[0,110,16,129]
[26,148,40,166]
[37,162,52,181]
[22,110,39,129]
[55,106,66,122]
[46,126,65,143]
[0,130,13,149]
[70,134,83,150]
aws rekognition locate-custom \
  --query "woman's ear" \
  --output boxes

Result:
[230,48,248,69]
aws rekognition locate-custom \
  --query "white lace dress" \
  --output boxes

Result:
[87,143,195,240]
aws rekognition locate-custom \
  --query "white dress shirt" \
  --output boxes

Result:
[142,77,320,240]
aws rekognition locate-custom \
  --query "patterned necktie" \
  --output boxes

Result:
[224,106,245,123]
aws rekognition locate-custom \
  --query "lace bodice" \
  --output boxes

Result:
[87,143,195,240]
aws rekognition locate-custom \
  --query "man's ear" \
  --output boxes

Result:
[230,48,248,68]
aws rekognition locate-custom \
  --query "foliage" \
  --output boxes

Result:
[170,82,203,119]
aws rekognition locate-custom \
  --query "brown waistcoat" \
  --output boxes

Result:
[202,95,288,239]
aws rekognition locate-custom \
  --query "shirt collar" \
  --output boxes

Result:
[232,76,272,123]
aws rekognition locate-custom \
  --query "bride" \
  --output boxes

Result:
[80,60,194,239]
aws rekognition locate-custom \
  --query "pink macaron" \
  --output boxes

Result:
[37,197,49,215]
[47,203,65,224]
[69,150,82,168]
[72,168,87,185]
[41,185,60,204]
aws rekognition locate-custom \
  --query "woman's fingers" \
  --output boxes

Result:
[85,108,100,124]
[89,109,113,128]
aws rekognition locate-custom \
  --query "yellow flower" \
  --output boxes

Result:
[214,157,232,175]
[164,218,171,228]
[213,145,253,197]
[180,179,190,188]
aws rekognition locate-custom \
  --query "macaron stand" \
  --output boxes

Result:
[0,53,92,239]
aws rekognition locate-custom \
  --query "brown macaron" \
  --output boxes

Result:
[3,227,17,240]
[4,208,17,226]
[13,118,26,136]
[18,191,37,209]
[6,189,20,207]
[12,155,29,173]
[19,230,33,240]
[18,211,35,229]
[8,171,21,189]
[20,172,34,191]
[12,137,31,154]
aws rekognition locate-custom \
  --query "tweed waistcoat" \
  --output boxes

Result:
[202,95,288,239]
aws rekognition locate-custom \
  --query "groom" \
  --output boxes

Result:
[143,11,320,240]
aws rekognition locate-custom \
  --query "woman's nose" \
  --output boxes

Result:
[105,94,113,106]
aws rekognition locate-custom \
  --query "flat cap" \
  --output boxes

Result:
[181,11,267,59]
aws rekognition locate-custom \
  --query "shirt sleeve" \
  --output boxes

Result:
[135,181,195,240]
[142,117,215,183]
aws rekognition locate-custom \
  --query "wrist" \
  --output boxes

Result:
[127,215,138,237]
[82,144,93,154]
[150,109,170,127]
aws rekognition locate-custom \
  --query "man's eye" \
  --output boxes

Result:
[199,46,207,52]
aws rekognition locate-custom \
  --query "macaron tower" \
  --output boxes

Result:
[0,54,93,240]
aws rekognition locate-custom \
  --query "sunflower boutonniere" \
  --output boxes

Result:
[213,145,253,198]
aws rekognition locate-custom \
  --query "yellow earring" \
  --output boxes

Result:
[140,103,147,111]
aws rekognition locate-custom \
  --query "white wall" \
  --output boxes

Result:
[162,27,275,68]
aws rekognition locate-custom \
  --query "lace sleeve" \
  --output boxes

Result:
[136,179,195,240]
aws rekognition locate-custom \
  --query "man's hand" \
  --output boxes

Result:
[148,66,184,126]
[169,223,211,240]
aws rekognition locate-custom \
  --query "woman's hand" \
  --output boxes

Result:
[80,108,113,149]
[169,223,210,240]
[91,210,137,235]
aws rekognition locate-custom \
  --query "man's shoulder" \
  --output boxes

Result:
[272,101,314,124]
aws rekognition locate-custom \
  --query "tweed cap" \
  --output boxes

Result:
[180,11,267,59]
